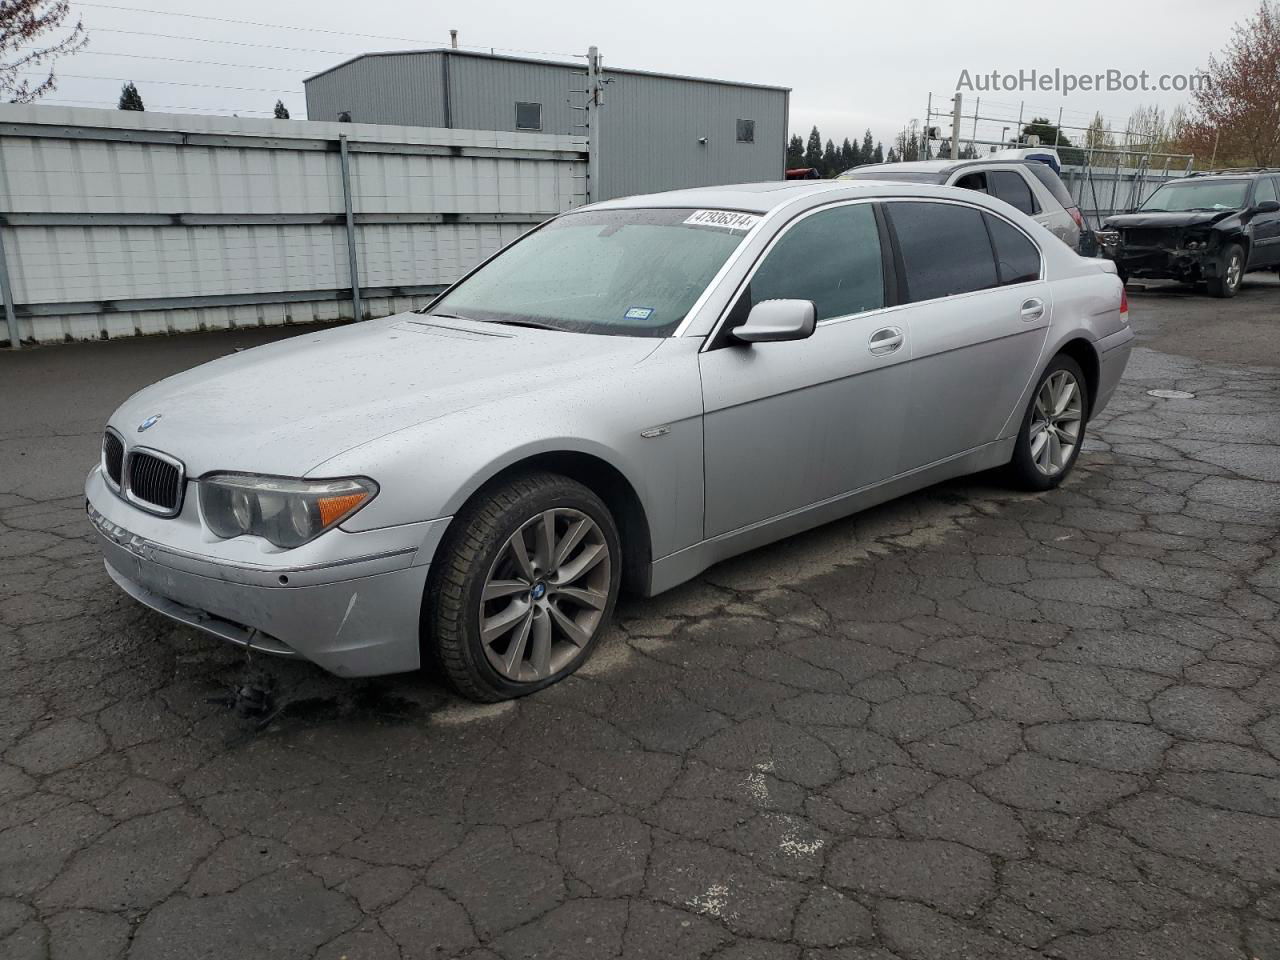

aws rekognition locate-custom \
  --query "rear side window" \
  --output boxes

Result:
[985,214,1041,285]
[747,203,885,321]
[953,171,988,193]
[988,170,1038,215]
[1024,162,1076,209]
[886,202,998,302]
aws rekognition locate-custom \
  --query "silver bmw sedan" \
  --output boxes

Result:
[87,180,1132,701]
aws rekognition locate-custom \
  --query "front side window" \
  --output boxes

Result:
[736,119,755,143]
[515,101,542,131]
[988,170,1038,215]
[1255,177,1278,204]
[429,208,751,337]
[985,214,1041,285]
[1140,179,1249,212]
[886,201,998,302]
[745,203,885,322]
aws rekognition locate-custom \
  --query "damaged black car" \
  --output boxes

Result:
[1096,170,1280,298]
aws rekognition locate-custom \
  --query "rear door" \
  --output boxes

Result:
[698,201,911,538]
[883,200,1051,472]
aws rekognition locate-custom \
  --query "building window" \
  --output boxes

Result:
[736,119,755,143]
[516,101,542,131]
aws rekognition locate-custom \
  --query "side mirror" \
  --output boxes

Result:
[1253,199,1280,214]
[732,299,816,344]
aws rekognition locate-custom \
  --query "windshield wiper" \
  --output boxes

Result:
[480,318,562,331]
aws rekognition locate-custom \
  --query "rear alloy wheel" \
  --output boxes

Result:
[1007,355,1089,491]
[427,473,621,701]
[1207,242,1244,298]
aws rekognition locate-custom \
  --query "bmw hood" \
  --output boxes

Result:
[107,315,661,477]
[1102,210,1237,230]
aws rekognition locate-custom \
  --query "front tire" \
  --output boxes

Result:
[426,472,622,702]
[1007,355,1090,491]
[1207,242,1244,298]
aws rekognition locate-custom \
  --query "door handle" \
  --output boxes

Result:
[1020,298,1045,322]
[868,326,904,356]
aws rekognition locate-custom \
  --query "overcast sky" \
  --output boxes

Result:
[44,0,1257,152]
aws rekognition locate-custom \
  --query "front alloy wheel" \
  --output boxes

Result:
[427,473,622,701]
[1208,242,1244,298]
[479,508,611,682]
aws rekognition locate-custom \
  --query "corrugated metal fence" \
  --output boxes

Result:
[1059,163,1192,227]
[0,105,587,346]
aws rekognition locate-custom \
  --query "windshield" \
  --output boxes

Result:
[1140,179,1249,212]
[427,207,754,337]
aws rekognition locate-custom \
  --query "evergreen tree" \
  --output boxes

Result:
[786,133,804,169]
[273,99,290,119]
[822,139,838,177]
[839,137,854,171]
[873,142,884,163]
[860,129,874,163]
[117,81,144,111]
[886,146,899,163]
[1021,117,1083,164]
[804,126,823,170]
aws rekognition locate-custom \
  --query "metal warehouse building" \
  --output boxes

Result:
[303,49,790,201]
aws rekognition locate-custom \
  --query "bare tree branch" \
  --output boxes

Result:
[0,1,87,103]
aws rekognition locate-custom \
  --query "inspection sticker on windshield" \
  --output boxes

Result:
[683,209,760,231]
[624,306,655,322]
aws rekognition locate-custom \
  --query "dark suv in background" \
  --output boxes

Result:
[1096,169,1280,297]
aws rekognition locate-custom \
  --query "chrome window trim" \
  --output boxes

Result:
[698,195,1046,352]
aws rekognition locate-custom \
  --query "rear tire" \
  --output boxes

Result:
[1207,243,1244,298]
[426,472,622,702]
[1007,355,1090,492]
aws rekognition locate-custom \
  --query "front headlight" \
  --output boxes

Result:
[199,474,378,548]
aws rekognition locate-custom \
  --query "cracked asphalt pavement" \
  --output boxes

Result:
[2,276,1279,959]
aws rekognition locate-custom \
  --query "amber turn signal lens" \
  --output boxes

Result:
[317,492,369,526]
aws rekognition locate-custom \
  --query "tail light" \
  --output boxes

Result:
[1067,206,1085,230]
[1120,286,1129,320]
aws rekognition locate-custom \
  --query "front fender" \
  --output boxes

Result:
[310,338,706,562]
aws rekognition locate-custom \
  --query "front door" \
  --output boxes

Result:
[1248,177,1280,268]
[698,201,911,539]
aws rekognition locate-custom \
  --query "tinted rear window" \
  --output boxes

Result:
[1024,162,1076,208]
[985,214,1041,285]
[988,170,1038,215]
[886,202,998,302]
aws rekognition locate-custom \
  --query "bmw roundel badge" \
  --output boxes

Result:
[137,414,162,432]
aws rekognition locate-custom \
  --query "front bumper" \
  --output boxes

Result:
[1100,241,1220,282]
[86,466,449,677]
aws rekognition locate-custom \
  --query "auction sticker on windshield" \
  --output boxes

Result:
[683,210,761,231]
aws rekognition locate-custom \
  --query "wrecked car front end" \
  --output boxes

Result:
[1095,221,1228,283]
